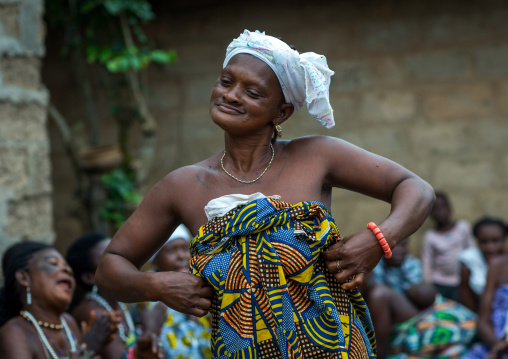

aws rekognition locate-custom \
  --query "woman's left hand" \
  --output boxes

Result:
[322,229,384,290]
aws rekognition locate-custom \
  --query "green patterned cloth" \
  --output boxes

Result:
[388,295,476,358]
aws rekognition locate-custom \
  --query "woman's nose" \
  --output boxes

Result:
[223,85,241,103]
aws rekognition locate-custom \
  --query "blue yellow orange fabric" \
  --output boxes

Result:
[189,197,376,359]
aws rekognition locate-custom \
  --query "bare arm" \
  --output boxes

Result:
[95,170,213,316]
[0,324,34,359]
[421,233,433,283]
[478,258,503,348]
[318,137,435,289]
[459,264,476,312]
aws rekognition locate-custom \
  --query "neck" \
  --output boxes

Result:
[223,137,274,172]
[22,302,63,324]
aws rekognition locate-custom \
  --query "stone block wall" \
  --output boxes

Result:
[0,0,53,259]
[45,0,508,257]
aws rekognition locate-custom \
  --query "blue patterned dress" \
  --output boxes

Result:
[190,197,376,359]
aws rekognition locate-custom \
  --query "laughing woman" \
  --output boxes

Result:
[0,241,113,359]
[96,30,435,358]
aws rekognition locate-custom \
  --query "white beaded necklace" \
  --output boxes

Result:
[87,286,135,342]
[21,310,77,359]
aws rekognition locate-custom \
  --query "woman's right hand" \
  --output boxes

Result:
[153,271,213,317]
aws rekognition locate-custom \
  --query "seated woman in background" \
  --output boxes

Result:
[66,233,164,359]
[0,241,114,358]
[363,279,477,359]
[465,255,508,359]
[459,217,507,312]
[141,225,212,359]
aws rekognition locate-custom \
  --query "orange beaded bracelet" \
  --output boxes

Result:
[367,222,392,259]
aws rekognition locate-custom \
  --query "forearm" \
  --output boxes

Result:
[95,252,160,303]
[378,177,434,248]
[478,318,500,348]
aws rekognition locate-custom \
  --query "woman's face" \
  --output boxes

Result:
[210,53,285,137]
[24,248,75,309]
[477,224,506,263]
[153,238,190,273]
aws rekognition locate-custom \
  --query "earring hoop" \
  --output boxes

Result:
[275,124,282,138]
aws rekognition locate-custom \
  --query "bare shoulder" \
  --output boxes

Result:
[152,157,219,194]
[490,255,508,277]
[285,135,346,151]
[0,317,35,356]
[284,135,371,161]
[490,255,508,270]
[72,298,105,323]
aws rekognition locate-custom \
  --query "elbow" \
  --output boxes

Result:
[94,256,107,293]
[422,180,436,213]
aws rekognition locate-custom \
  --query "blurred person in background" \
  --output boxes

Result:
[465,255,508,359]
[459,217,507,312]
[0,241,114,358]
[364,279,476,358]
[371,238,422,294]
[67,233,164,359]
[137,225,212,359]
[422,191,475,301]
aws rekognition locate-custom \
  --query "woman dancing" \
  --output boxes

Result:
[96,30,434,358]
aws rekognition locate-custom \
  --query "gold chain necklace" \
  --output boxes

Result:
[221,143,275,184]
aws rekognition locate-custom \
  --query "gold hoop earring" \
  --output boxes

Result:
[275,124,282,138]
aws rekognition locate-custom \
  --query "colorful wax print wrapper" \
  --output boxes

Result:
[190,195,376,359]
[224,30,335,129]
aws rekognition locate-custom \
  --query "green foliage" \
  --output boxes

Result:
[45,0,176,73]
[99,168,141,228]
[87,46,177,72]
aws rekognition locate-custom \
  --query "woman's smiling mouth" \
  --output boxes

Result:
[216,102,243,114]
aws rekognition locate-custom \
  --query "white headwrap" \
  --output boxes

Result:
[150,224,191,262]
[223,29,335,129]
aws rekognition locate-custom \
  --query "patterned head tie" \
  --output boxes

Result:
[223,29,335,129]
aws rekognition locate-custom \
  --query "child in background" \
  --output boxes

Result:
[422,192,475,301]
[459,217,507,312]
[371,239,422,294]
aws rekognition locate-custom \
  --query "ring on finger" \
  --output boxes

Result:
[335,259,343,272]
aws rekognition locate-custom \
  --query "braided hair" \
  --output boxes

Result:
[0,241,51,326]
